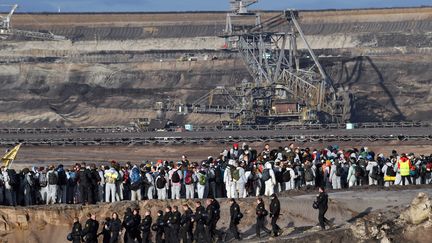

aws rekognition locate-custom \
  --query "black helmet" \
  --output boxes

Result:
[66,233,73,241]
[237,212,244,219]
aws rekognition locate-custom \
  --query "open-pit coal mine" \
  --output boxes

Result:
[1,7,432,243]
[0,8,431,128]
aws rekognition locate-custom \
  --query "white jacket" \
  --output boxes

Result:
[236,167,247,184]
[264,162,276,186]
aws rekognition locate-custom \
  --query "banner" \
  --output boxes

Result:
[1,143,21,168]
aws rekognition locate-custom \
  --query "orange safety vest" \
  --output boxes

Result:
[399,160,410,176]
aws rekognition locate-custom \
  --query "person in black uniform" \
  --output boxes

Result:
[314,187,330,230]
[255,197,271,238]
[89,164,101,204]
[181,204,194,243]
[132,208,142,243]
[164,206,173,243]
[226,198,241,241]
[153,210,165,243]
[205,199,215,241]
[210,197,222,242]
[122,208,134,243]
[98,217,111,243]
[83,213,99,243]
[70,217,82,243]
[108,212,122,243]
[77,163,91,205]
[140,210,152,243]
[171,206,181,243]
[193,201,210,243]
[269,193,282,237]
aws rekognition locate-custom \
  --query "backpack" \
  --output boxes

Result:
[304,167,314,182]
[185,171,193,185]
[48,172,58,185]
[171,170,180,183]
[261,169,270,182]
[354,166,364,178]
[7,170,17,187]
[386,165,396,177]
[370,166,380,180]
[198,172,207,186]
[39,172,48,187]
[282,169,291,182]
[335,164,342,176]
[275,169,283,183]
[156,176,166,189]
[214,166,223,183]
[130,168,142,184]
[410,166,418,178]
[231,168,240,181]
[57,170,67,186]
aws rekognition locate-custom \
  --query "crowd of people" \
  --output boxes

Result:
[0,143,431,206]
[68,192,321,243]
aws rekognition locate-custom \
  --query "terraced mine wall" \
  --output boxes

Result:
[0,8,431,127]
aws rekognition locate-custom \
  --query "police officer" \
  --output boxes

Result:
[269,193,282,237]
[140,210,152,243]
[171,206,181,243]
[255,197,271,238]
[83,213,99,243]
[226,198,242,241]
[152,210,165,243]
[131,209,142,242]
[108,212,122,243]
[193,201,210,243]
[122,208,134,243]
[164,206,173,242]
[205,199,215,241]
[70,217,82,243]
[210,197,222,241]
[181,204,194,243]
[315,187,330,230]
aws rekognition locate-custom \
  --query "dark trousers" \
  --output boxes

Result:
[402,176,412,185]
[271,215,281,235]
[164,226,172,243]
[318,207,330,230]
[194,223,210,243]
[171,225,180,243]
[156,230,164,243]
[227,221,240,240]
[109,232,119,243]
[79,184,89,204]
[141,231,150,243]
[255,217,271,237]
[181,225,193,243]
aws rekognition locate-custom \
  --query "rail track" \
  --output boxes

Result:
[0,122,430,146]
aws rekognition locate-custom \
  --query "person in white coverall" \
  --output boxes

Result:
[236,162,247,198]
[224,160,234,198]
[284,164,297,190]
[264,162,276,196]
[366,160,379,185]
[329,162,341,189]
